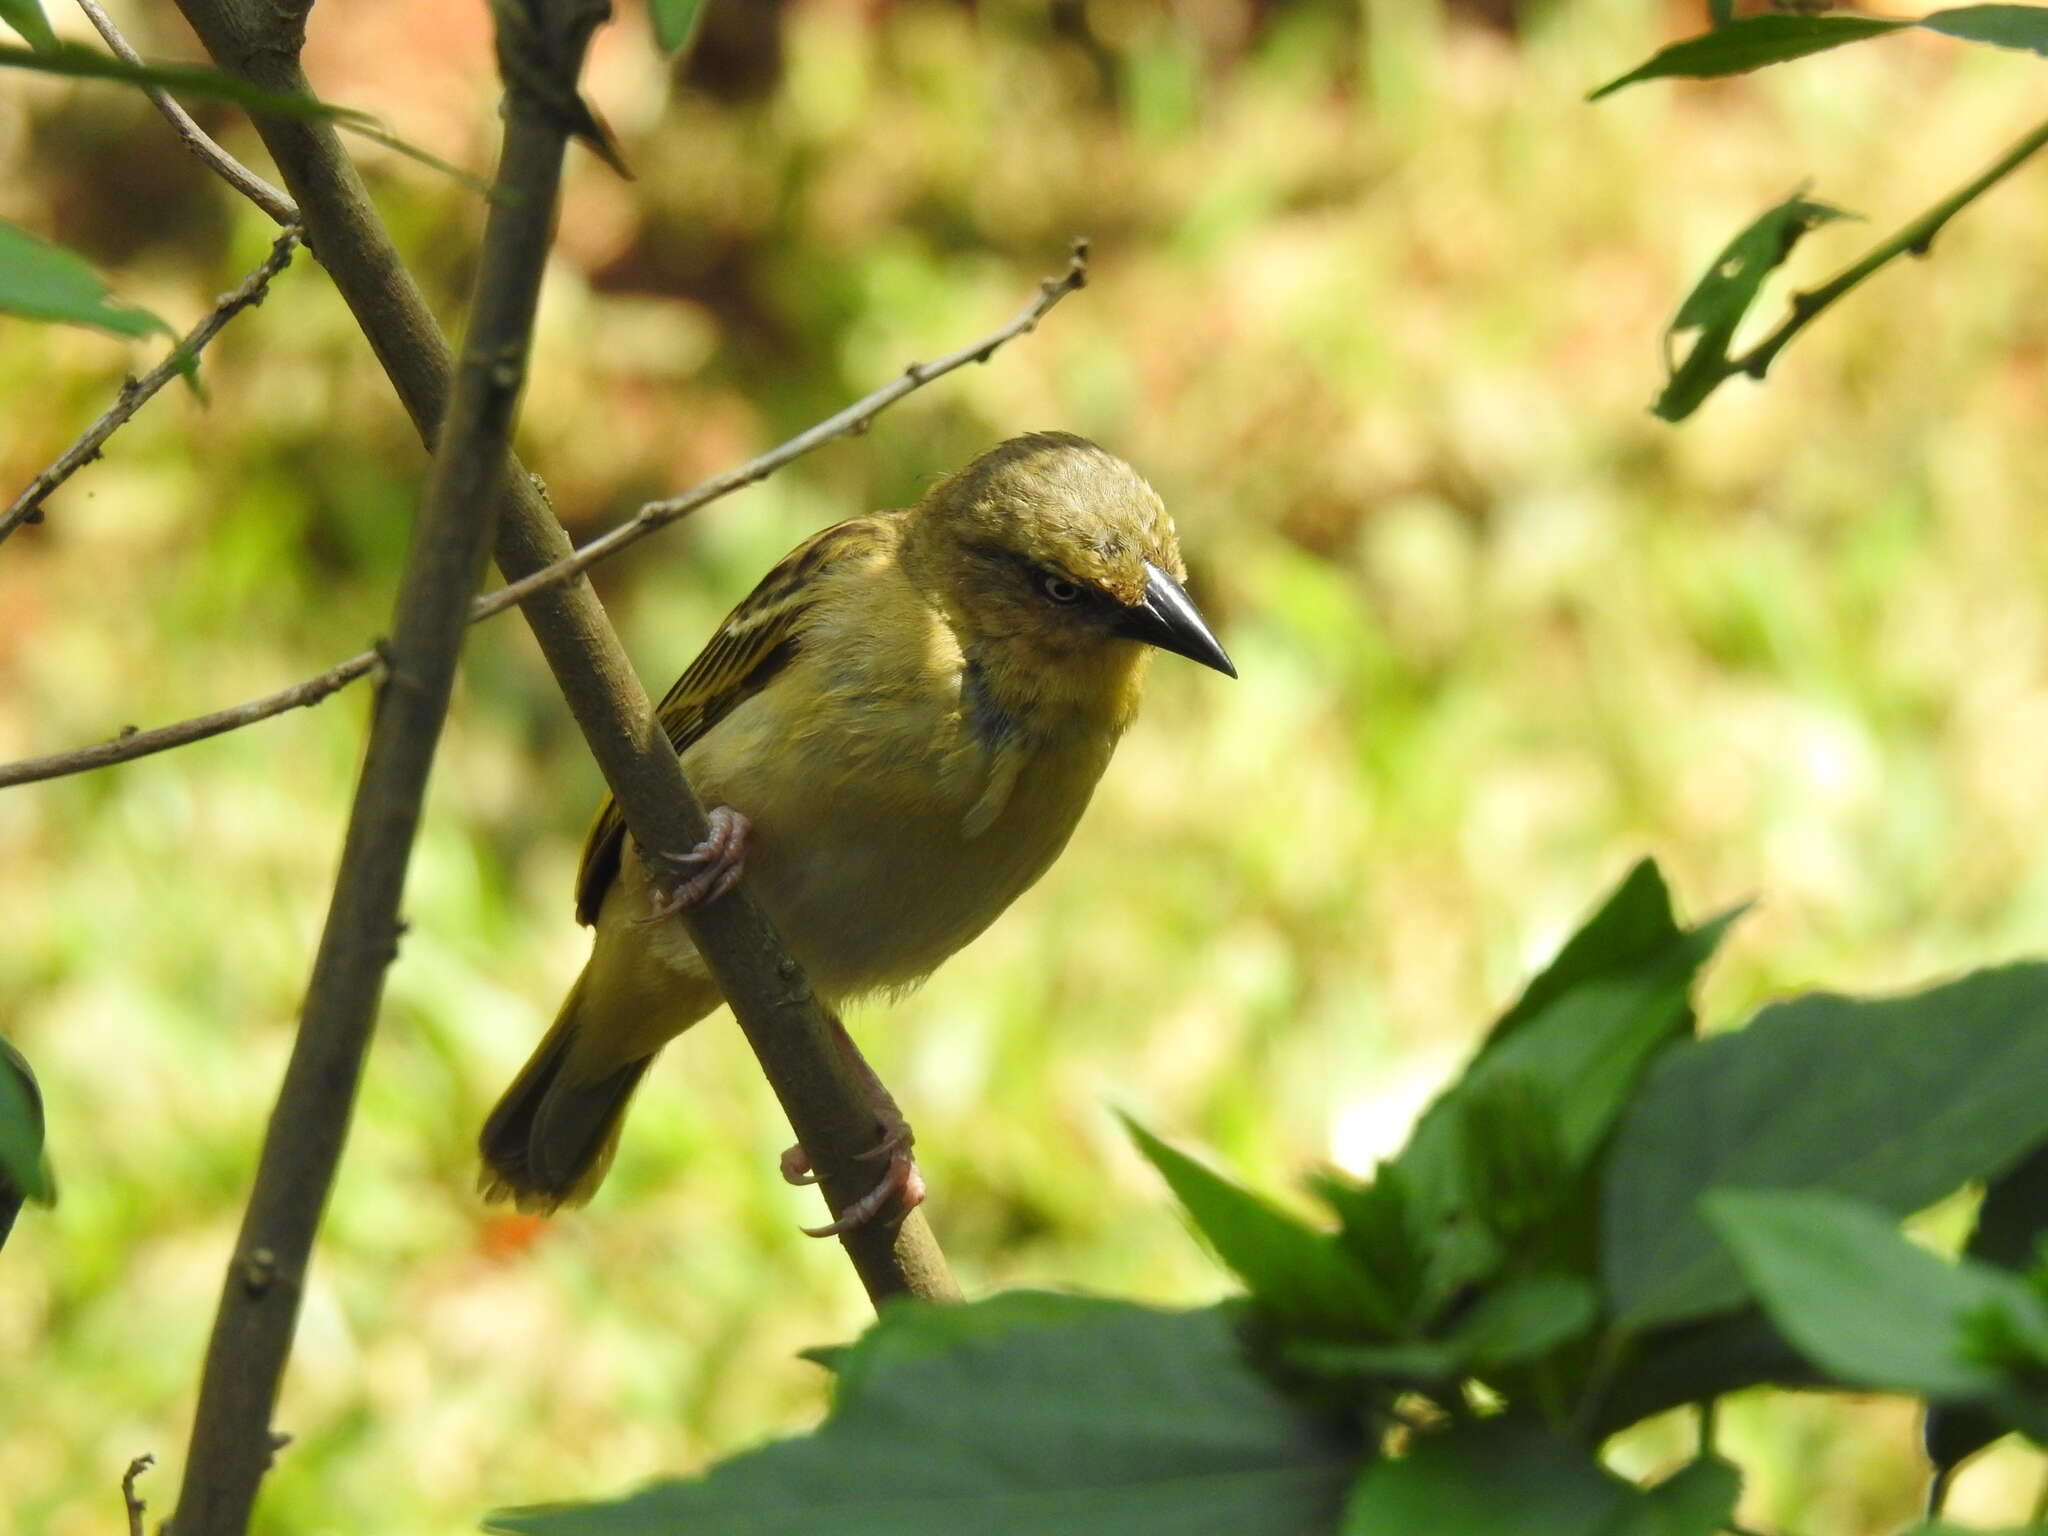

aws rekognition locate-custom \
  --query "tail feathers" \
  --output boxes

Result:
[479,973,656,1214]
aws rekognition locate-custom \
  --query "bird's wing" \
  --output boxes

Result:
[573,517,883,925]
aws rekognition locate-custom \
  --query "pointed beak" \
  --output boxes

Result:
[1118,561,1236,678]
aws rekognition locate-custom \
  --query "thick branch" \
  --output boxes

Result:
[0,254,1084,787]
[167,6,603,1533]
[1,226,301,546]
[168,0,959,1303]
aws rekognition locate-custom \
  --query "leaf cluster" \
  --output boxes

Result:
[487,862,2048,1532]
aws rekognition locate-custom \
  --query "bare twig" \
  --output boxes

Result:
[122,1454,153,1536]
[0,253,1086,786]
[481,242,1087,618]
[73,0,298,227]
[0,646,374,789]
[1,226,301,547]
[166,4,606,1532]
[174,0,961,1307]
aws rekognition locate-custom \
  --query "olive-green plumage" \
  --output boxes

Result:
[479,433,1232,1211]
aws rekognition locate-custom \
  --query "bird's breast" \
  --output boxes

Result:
[670,644,1112,1000]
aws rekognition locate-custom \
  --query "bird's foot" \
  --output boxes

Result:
[638,805,751,922]
[787,1026,925,1235]
[797,1144,926,1238]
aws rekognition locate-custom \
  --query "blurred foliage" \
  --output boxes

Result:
[5,0,2048,1531]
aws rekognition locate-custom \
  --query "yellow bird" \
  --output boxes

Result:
[479,433,1234,1226]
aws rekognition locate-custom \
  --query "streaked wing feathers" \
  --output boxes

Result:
[572,518,879,925]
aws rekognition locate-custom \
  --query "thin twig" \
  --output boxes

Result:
[73,0,298,227]
[0,648,375,789]
[1,227,302,546]
[166,3,604,1532]
[1730,113,2048,383]
[0,253,1086,788]
[122,1454,154,1536]
[477,240,1087,620]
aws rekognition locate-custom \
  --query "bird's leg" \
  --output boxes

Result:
[783,1016,927,1237]
[637,805,752,922]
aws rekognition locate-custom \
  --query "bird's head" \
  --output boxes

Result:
[910,434,1234,720]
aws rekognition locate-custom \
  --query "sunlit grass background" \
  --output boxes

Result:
[5,0,2048,1530]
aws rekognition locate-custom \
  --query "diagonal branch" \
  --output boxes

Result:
[1,225,302,546]
[0,252,1085,786]
[170,0,959,1305]
[166,3,609,1534]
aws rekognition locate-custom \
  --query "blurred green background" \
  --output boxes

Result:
[5,0,2048,1530]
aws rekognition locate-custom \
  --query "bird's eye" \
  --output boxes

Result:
[1039,572,1082,604]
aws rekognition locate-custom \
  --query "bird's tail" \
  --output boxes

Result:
[479,966,655,1213]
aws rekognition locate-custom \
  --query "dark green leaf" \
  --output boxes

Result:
[1920,5,2048,56]
[1708,0,1735,26]
[1589,15,1908,100]
[488,1296,1357,1536]
[0,1037,53,1209]
[1586,1309,1820,1438]
[1615,1456,1742,1536]
[1928,1141,2048,1475]
[1652,192,1853,421]
[0,220,172,342]
[649,0,708,53]
[1125,1116,1401,1334]
[1705,1189,2048,1407]
[0,0,55,53]
[1603,964,2048,1329]
[1343,1418,1634,1535]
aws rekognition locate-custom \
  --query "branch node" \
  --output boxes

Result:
[240,1245,279,1297]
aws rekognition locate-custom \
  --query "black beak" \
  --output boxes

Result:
[1119,561,1236,678]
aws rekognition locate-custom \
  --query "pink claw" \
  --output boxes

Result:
[800,1148,927,1238]
[638,805,751,922]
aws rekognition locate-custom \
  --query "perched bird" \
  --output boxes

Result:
[479,432,1234,1226]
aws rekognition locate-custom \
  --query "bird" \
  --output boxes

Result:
[478,431,1235,1229]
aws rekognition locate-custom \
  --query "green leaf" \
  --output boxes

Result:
[1343,1418,1635,1535]
[1125,1116,1401,1335]
[1703,1188,2048,1409]
[1928,1141,2048,1475]
[649,0,708,53]
[0,220,172,342]
[1589,15,1908,101]
[0,41,372,120]
[1603,964,2048,1329]
[1920,5,2048,56]
[0,1037,53,1207]
[1398,904,1736,1236]
[1292,1273,1598,1384]
[1455,1272,1599,1370]
[1652,192,1853,422]
[1483,859,1687,1050]
[488,1296,1358,1536]
[0,0,56,53]
[1616,1456,1742,1536]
